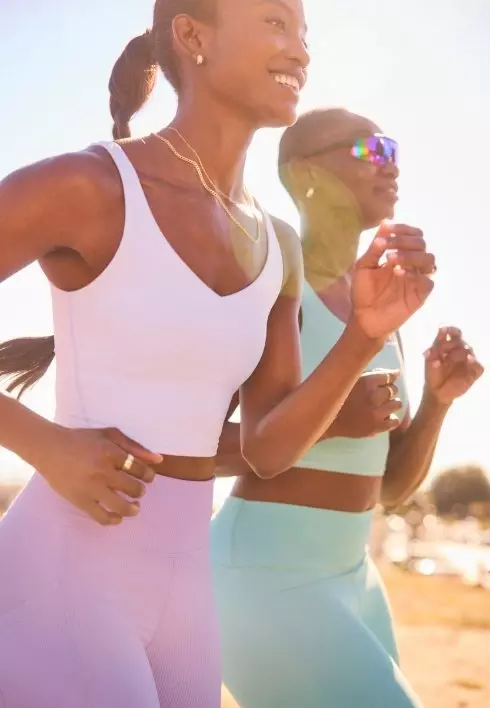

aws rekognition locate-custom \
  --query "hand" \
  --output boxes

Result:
[424,327,484,405]
[40,426,163,525]
[351,223,436,340]
[325,369,403,439]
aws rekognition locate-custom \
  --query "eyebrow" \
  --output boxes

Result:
[258,0,308,33]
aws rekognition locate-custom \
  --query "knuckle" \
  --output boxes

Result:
[132,481,145,498]
[127,463,143,480]
[109,494,129,513]
[142,466,156,483]
[119,503,133,517]
[103,428,123,447]
[94,468,111,485]
[100,441,117,463]
[90,471,105,487]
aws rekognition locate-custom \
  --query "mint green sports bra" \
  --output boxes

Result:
[295,281,409,477]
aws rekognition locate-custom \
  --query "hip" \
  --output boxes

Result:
[212,495,374,573]
[4,471,214,556]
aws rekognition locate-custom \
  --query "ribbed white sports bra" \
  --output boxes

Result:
[50,142,284,457]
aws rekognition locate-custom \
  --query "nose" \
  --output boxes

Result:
[287,32,311,73]
[380,161,399,179]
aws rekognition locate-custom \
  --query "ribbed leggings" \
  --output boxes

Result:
[212,497,421,708]
[0,473,220,708]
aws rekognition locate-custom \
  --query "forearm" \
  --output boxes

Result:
[382,392,450,508]
[215,421,252,477]
[0,391,62,471]
[319,419,342,440]
[244,320,383,477]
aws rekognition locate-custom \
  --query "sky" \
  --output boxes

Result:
[1,0,489,494]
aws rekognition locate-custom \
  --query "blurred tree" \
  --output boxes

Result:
[429,465,490,518]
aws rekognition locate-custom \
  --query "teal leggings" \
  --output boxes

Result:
[211,497,421,708]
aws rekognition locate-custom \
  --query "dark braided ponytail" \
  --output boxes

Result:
[108,0,216,139]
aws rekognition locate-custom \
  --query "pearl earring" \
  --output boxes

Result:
[196,54,204,66]
[306,187,315,199]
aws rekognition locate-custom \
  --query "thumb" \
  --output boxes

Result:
[355,235,388,270]
[103,428,164,464]
[384,414,402,432]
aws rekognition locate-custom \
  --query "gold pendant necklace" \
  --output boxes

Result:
[167,127,255,211]
[152,131,260,245]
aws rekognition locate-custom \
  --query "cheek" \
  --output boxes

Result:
[207,27,281,89]
[354,168,378,201]
[206,44,253,94]
[339,170,371,207]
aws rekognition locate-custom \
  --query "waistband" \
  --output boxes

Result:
[211,496,373,573]
[12,472,214,555]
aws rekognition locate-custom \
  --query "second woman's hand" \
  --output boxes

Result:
[424,327,484,405]
[39,426,163,526]
[351,223,436,341]
[323,369,402,440]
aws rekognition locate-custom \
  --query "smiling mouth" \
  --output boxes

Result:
[375,186,398,202]
[271,73,301,95]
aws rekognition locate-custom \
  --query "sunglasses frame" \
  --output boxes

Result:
[302,133,399,167]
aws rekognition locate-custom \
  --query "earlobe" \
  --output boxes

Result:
[172,14,206,64]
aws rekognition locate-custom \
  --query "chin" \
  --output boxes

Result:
[255,101,298,129]
[365,208,394,230]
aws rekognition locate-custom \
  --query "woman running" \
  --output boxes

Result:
[0,1,437,702]
[212,108,483,707]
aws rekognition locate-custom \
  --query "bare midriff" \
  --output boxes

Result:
[153,455,216,482]
[232,467,382,512]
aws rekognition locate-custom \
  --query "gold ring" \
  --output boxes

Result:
[386,384,396,400]
[122,454,135,472]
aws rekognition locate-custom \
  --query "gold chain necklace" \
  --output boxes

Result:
[152,132,260,245]
[167,127,254,210]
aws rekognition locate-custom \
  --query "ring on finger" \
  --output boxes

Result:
[386,384,396,400]
[122,454,135,472]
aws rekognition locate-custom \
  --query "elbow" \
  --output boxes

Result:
[381,494,404,512]
[253,465,284,480]
[241,440,290,480]
[380,482,410,510]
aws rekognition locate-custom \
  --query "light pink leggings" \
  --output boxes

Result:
[0,473,220,708]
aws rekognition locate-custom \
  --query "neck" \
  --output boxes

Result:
[165,92,256,201]
[299,202,363,294]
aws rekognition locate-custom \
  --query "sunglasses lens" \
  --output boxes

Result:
[352,136,398,166]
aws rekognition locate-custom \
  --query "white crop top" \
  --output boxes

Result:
[51,142,283,457]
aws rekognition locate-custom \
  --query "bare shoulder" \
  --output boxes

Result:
[7,146,119,208]
[0,145,124,281]
[269,214,303,298]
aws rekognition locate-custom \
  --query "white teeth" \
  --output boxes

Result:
[273,74,300,92]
